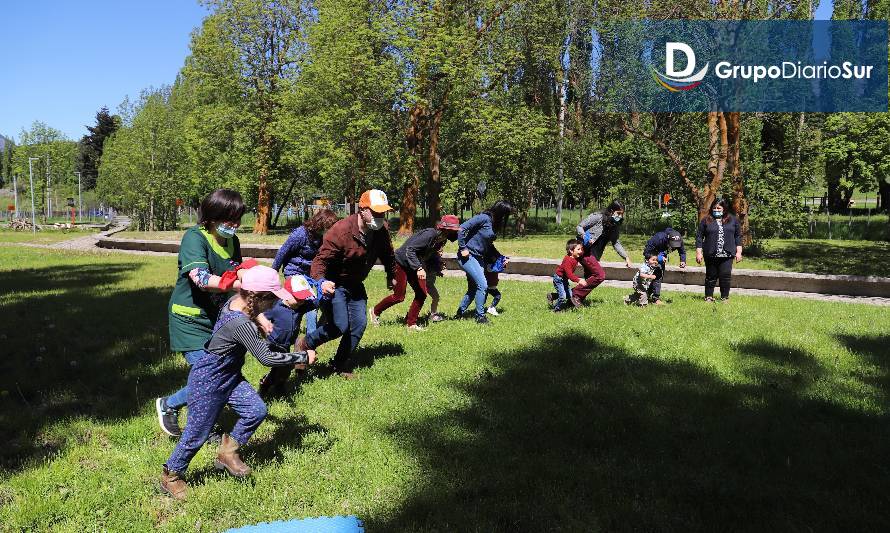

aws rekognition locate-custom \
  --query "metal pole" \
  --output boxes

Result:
[46,154,51,221]
[29,158,39,233]
[75,171,82,223]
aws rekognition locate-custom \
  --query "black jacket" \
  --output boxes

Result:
[395,228,444,271]
[695,216,741,257]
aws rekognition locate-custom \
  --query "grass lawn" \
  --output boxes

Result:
[1,245,889,531]
[116,229,890,277]
[0,228,97,245]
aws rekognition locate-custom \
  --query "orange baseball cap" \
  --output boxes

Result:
[359,189,393,213]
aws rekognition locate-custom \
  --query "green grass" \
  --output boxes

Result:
[115,230,890,277]
[1,245,889,531]
[0,228,97,245]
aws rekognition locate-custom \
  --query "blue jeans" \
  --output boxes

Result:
[304,308,318,335]
[552,275,570,310]
[165,349,207,410]
[457,254,488,318]
[306,285,367,371]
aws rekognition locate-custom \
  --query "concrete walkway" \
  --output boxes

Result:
[7,221,890,306]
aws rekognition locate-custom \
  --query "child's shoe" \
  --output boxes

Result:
[624,295,633,305]
[546,293,555,306]
[570,296,583,308]
[486,306,500,316]
[430,312,446,323]
[160,466,187,500]
[155,398,182,438]
[476,315,491,325]
[705,296,715,302]
[407,324,425,331]
[215,434,251,478]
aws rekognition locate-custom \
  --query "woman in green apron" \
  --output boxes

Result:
[155,189,246,437]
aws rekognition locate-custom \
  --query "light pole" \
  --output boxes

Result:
[28,158,39,233]
[74,171,82,223]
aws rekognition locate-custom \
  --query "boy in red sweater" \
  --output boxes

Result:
[549,239,587,311]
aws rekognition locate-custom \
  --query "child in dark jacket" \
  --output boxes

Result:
[257,274,326,398]
[549,239,587,311]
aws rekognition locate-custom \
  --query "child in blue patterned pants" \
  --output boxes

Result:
[160,266,311,501]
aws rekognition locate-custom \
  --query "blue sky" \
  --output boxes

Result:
[0,1,208,142]
[1,0,834,143]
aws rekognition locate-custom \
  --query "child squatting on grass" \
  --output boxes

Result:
[549,239,588,311]
[257,273,328,398]
[160,266,314,501]
[625,255,661,306]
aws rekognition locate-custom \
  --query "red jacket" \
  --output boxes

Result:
[310,213,395,288]
[555,255,581,282]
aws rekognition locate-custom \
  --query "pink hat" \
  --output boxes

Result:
[240,265,292,301]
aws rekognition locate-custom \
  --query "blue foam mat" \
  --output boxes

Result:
[225,516,363,533]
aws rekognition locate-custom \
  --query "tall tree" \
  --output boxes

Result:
[185,0,311,234]
[76,107,120,190]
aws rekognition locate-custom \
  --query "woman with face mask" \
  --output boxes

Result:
[455,200,513,324]
[271,208,339,334]
[156,189,250,438]
[370,215,461,330]
[695,198,743,301]
[293,189,396,379]
[572,200,633,306]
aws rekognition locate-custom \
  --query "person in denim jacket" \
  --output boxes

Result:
[455,200,513,324]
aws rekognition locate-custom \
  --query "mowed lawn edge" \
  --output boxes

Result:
[1,245,888,531]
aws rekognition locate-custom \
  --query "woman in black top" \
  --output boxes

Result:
[695,198,743,301]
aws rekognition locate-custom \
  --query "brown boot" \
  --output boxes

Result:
[214,434,251,477]
[160,466,187,500]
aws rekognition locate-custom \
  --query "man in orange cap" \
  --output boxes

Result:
[295,189,396,378]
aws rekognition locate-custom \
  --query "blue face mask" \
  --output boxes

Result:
[611,214,623,222]
[216,223,237,238]
[712,210,723,218]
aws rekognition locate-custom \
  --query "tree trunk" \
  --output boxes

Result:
[878,178,890,214]
[427,109,443,224]
[725,112,751,245]
[399,105,425,236]
[254,127,273,234]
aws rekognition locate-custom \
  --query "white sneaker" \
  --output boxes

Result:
[486,307,499,316]
[406,324,425,332]
[369,308,380,326]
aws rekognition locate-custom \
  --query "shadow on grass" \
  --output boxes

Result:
[758,241,890,276]
[373,332,890,531]
[0,263,178,472]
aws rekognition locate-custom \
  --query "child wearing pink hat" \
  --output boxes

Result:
[160,266,311,501]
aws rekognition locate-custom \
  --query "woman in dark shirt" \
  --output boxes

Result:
[695,198,743,301]
[456,200,513,324]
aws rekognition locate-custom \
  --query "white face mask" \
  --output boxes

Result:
[367,217,386,231]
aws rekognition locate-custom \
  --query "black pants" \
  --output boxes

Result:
[704,256,733,299]
[650,266,664,300]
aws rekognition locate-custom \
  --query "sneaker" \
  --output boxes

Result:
[453,310,468,320]
[407,324,425,331]
[369,308,380,326]
[624,295,632,305]
[486,306,500,316]
[546,293,555,306]
[653,299,665,305]
[570,296,583,308]
[705,296,715,302]
[430,312,446,323]
[476,315,490,325]
[155,397,181,437]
